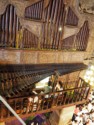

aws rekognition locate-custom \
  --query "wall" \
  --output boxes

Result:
[49,106,75,125]
[58,106,75,125]
[59,71,80,82]
[0,49,86,64]
[73,0,94,58]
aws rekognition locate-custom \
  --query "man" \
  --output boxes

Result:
[44,82,52,98]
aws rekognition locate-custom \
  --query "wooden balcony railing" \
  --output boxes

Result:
[0,84,90,122]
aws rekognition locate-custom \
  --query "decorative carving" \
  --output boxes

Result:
[66,7,79,26]
[79,0,94,14]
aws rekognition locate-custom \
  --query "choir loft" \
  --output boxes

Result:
[0,0,94,125]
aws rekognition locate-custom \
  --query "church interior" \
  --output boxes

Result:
[0,0,94,125]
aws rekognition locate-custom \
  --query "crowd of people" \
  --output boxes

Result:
[72,90,94,125]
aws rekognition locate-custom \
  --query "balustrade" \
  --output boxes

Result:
[0,84,90,121]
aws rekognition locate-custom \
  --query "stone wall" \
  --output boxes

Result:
[0,49,86,64]
[59,71,80,82]
[58,106,75,125]
[79,0,94,15]
[72,0,94,57]
[49,110,60,125]
[46,106,75,125]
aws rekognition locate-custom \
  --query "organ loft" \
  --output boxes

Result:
[0,0,94,125]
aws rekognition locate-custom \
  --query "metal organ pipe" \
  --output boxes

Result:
[0,4,20,48]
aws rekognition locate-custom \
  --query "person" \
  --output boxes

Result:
[72,120,78,125]
[82,113,89,125]
[44,82,52,94]
[32,96,39,111]
[48,77,53,86]
[79,120,83,125]
[54,81,63,95]
[27,97,33,112]
[74,105,80,115]
[52,71,60,92]
[76,115,83,123]
[55,81,60,91]
[44,82,52,98]
[72,106,80,122]
[88,91,94,101]
[87,101,93,112]
[85,119,92,125]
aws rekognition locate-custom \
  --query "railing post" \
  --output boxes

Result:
[0,95,26,125]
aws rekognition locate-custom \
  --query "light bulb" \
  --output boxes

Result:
[58,27,62,32]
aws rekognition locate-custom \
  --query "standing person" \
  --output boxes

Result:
[48,78,53,92]
[55,81,63,95]
[74,105,80,115]
[72,105,80,122]
[57,81,63,90]
[52,71,59,92]
[44,82,52,98]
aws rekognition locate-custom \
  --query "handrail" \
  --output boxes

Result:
[8,85,89,100]
[0,95,26,125]
[0,85,90,122]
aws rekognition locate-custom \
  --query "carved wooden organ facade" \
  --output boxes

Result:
[0,0,89,51]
